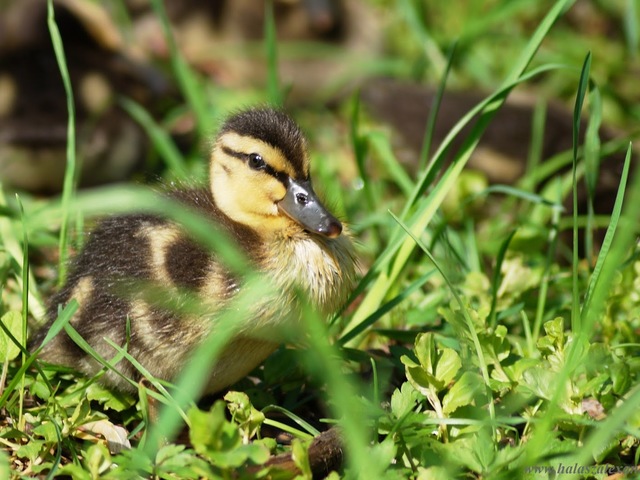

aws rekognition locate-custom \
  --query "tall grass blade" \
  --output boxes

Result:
[28,187,251,274]
[571,52,592,334]
[368,132,414,197]
[261,405,319,437]
[148,0,211,135]
[624,0,639,56]
[339,269,435,345]
[47,0,77,286]
[143,275,274,455]
[302,309,384,478]
[418,42,457,172]
[399,0,446,76]
[0,189,45,320]
[265,0,283,106]
[532,179,562,344]
[584,82,602,262]
[17,196,28,430]
[488,230,517,330]
[520,98,547,192]
[349,94,376,215]
[481,185,564,209]
[0,300,78,409]
[582,144,633,328]
[120,97,189,179]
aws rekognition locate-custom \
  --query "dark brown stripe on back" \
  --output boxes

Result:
[164,236,210,289]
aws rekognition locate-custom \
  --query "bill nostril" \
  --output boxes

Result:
[323,220,343,238]
[296,193,309,205]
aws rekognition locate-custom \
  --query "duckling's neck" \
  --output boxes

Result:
[261,230,356,313]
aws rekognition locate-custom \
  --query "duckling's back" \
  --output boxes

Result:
[33,189,262,392]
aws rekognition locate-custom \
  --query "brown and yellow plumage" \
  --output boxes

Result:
[31,108,356,393]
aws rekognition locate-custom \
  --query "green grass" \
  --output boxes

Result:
[2,0,640,478]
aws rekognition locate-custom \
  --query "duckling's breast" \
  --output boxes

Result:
[262,230,357,315]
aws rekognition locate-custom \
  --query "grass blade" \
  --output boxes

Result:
[418,42,457,172]
[120,97,189,179]
[265,0,283,106]
[581,144,633,328]
[368,132,414,197]
[148,0,211,135]
[47,0,77,286]
[570,52,592,334]
[488,230,517,330]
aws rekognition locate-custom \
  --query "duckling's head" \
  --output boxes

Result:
[210,108,343,239]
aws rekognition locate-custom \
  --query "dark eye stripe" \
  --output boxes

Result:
[222,146,288,185]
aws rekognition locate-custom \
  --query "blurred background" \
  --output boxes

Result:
[0,0,638,190]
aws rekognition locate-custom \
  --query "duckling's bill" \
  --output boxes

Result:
[278,178,342,238]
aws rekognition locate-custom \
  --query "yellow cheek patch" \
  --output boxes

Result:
[218,132,301,179]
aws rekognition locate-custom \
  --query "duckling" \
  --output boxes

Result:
[31,107,356,393]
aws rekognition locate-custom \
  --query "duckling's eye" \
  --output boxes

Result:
[248,153,266,170]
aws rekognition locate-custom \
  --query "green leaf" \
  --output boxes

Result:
[187,401,269,469]
[502,358,540,383]
[390,382,420,419]
[291,438,312,479]
[0,311,23,361]
[188,401,239,460]
[442,371,484,415]
[16,439,46,463]
[480,332,510,367]
[154,444,210,478]
[207,443,269,469]
[403,362,439,397]
[84,443,112,478]
[155,444,187,466]
[543,317,564,341]
[413,333,462,390]
[0,451,9,480]
[434,348,462,388]
[224,391,265,442]
[417,466,451,480]
[57,464,91,480]
[591,435,623,464]
[414,332,436,373]
[471,428,496,473]
[610,362,631,396]
[33,422,59,443]
[86,383,135,412]
[442,430,495,474]
[521,367,560,401]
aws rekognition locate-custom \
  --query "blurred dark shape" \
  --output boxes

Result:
[361,78,635,245]
[128,0,380,103]
[564,0,621,38]
[0,0,174,193]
